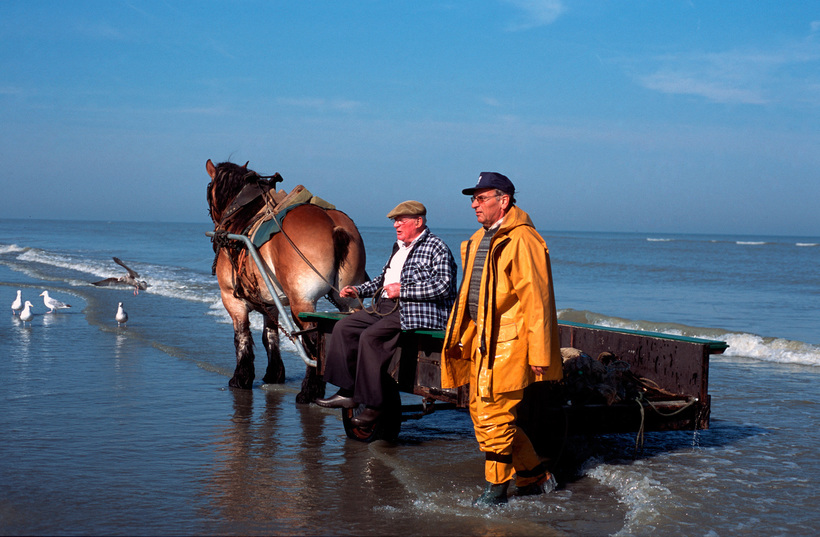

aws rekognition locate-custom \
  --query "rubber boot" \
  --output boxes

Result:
[473,480,510,506]
[516,473,558,497]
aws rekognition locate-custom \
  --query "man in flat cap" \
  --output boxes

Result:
[317,200,457,428]
[442,172,562,505]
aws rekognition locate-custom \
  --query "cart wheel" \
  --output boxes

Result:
[342,403,401,442]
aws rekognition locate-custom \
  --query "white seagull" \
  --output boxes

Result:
[20,300,34,325]
[40,290,71,313]
[115,302,128,327]
[11,289,23,315]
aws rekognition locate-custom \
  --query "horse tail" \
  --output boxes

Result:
[331,226,352,270]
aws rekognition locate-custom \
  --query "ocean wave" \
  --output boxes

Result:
[558,309,820,367]
[736,241,766,245]
[14,248,218,304]
[0,244,26,255]
[720,333,819,366]
[18,248,124,279]
[646,238,672,242]
[796,242,818,247]
[586,461,671,536]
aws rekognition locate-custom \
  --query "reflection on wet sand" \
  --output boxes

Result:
[199,387,414,534]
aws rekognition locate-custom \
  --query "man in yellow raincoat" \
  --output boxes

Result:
[442,172,562,505]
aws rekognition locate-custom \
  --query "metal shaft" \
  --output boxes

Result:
[206,231,317,367]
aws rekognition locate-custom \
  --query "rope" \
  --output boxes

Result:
[271,213,366,311]
[634,396,646,456]
[643,395,698,417]
[271,209,399,315]
[364,288,400,316]
[632,392,698,457]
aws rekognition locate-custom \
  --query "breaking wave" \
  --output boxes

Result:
[6,247,217,304]
[0,244,26,255]
[558,308,820,367]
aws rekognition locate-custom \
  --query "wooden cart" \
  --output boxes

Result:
[299,311,727,446]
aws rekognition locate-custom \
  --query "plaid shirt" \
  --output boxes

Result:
[355,228,457,330]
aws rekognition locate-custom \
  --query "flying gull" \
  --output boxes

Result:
[116,302,128,327]
[92,257,148,295]
[40,290,71,313]
[11,289,23,315]
[20,300,34,325]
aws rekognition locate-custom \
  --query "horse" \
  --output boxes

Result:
[206,159,368,403]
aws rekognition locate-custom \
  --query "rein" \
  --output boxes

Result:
[271,207,368,311]
[210,166,361,310]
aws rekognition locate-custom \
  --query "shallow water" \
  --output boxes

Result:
[2,219,819,535]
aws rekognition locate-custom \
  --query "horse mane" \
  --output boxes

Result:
[208,161,256,218]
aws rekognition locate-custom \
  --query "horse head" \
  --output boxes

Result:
[206,159,254,224]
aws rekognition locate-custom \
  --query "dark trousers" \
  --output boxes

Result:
[323,299,401,408]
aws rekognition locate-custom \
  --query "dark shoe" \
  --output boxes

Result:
[515,473,557,496]
[473,481,510,506]
[350,407,381,427]
[315,392,357,409]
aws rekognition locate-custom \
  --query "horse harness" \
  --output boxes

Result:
[209,172,347,314]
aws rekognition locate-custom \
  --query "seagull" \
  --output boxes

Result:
[92,257,149,295]
[40,290,71,313]
[11,289,23,315]
[115,302,128,327]
[20,300,34,325]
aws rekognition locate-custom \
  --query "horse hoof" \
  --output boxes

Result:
[228,377,253,390]
[262,373,285,384]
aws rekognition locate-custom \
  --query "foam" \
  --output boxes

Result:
[0,244,26,255]
[558,309,820,368]
[720,333,820,366]
[586,461,670,535]
[16,248,218,303]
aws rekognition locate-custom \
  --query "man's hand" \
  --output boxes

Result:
[531,365,548,375]
[339,285,359,298]
[383,283,401,299]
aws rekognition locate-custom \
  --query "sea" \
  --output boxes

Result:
[1,217,818,536]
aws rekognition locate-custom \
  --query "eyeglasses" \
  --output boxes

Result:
[470,193,502,204]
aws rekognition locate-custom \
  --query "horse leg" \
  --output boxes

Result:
[283,298,326,404]
[297,363,326,404]
[219,280,256,389]
[261,309,286,384]
[229,318,255,389]
[295,321,326,404]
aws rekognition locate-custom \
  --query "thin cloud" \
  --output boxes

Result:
[503,0,565,31]
[276,97,363,112]
[73,21,127,40]
[635,36,820,105]
[640,70,768,105]
[0,86,24,96]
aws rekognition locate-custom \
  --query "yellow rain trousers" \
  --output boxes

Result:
[442,205,562,485]
[469,343,546,486]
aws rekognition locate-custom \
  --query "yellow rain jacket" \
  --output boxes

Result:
[442,205,562,397]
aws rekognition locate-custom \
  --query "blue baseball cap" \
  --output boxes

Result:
[462,172,516,196]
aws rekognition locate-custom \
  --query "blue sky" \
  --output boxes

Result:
[1,1,818,236]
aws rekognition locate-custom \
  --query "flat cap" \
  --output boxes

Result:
[386,200,427,219]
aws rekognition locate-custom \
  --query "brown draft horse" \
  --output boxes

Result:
[206,159,367,402]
